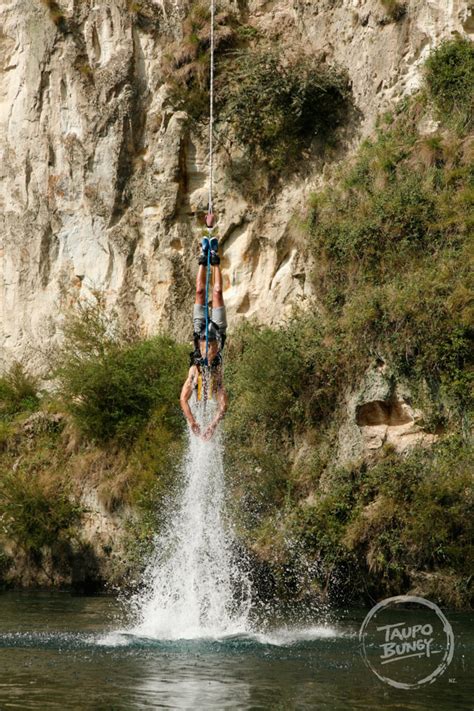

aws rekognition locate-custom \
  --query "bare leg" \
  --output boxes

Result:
[212,264,224,308]
[195,265,207,305]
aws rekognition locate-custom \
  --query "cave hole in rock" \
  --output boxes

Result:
[355,398,413,427]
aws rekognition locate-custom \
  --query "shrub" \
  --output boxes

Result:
[288,436,473,605]
[379,0,406,21]
[225,323,305,437]
[224,92,472,606]
[222,50,350,173]
[307,96,473,416]
[0,421,12,451]
[40,0,67,30]
[224,318,344,528]
[0,470,81,556]
[425,38,474,132]
[121,406,184,513]
[55,302,188,444]
[225,318,343,441]
[0,363,39,418]
[224,324,298,525]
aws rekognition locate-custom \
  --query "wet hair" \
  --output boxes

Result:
[189,348,222,369]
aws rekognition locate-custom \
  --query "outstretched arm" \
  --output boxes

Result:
[180,367,200,436]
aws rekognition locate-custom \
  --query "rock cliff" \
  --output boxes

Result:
[1,0,472,370]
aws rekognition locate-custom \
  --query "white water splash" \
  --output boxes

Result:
[128,397,253,640]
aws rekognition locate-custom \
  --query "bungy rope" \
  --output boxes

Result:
[204,0,216,366]
[207,0,215,222]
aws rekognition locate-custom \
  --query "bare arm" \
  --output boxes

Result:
[180,367,200,436]
[215,386,228,424]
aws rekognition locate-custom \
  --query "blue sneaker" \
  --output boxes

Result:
[198,237,210,265]
[209,237,220,265]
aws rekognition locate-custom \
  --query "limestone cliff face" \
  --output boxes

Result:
[0,0,472,370]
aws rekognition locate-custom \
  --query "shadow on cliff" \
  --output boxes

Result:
[2,541,106,594]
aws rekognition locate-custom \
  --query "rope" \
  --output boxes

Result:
[203,0,215,368]
[207,0,215,218]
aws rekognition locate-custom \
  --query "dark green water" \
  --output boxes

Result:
[0,592,472,710]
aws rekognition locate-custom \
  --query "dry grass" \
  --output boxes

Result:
[379,0,406,21]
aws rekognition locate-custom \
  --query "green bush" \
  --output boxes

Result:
[225,323,305,437]
[290,436,473,605]
[0,362,39,418]
[307,96,473,416]
[224,324,302,520]
[225,318,344,442]
[122,407,184,512]
[0,470,81,556]
[222,50,350,173]
[119,409,186,563]
[0,421,13,451]
[224,319,343,527]
[55,302,188,444]
[425,38,474,132]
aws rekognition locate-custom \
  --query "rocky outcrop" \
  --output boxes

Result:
[1,0,472,372]
[336,359,438,465]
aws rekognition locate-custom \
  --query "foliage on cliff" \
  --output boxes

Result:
[0,364,39,418]
[379,0,406,22]
[224,49,473,607]
[221,50,350,173]
[163,1,240,122]
[425,37,474,132]
[307,94,473,425]
[55,301,187,445]
[164,2,351,186]
[0,305,188,588]
[291,437,473,608]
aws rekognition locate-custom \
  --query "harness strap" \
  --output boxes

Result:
[196,371,216,401]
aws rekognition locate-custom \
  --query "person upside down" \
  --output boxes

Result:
[179,235,228,440]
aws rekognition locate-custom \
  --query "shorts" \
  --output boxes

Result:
[193,303,227,342]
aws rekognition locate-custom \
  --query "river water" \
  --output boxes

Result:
[0,592,472,710]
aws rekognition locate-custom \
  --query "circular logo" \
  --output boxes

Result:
[359,595,454,689]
